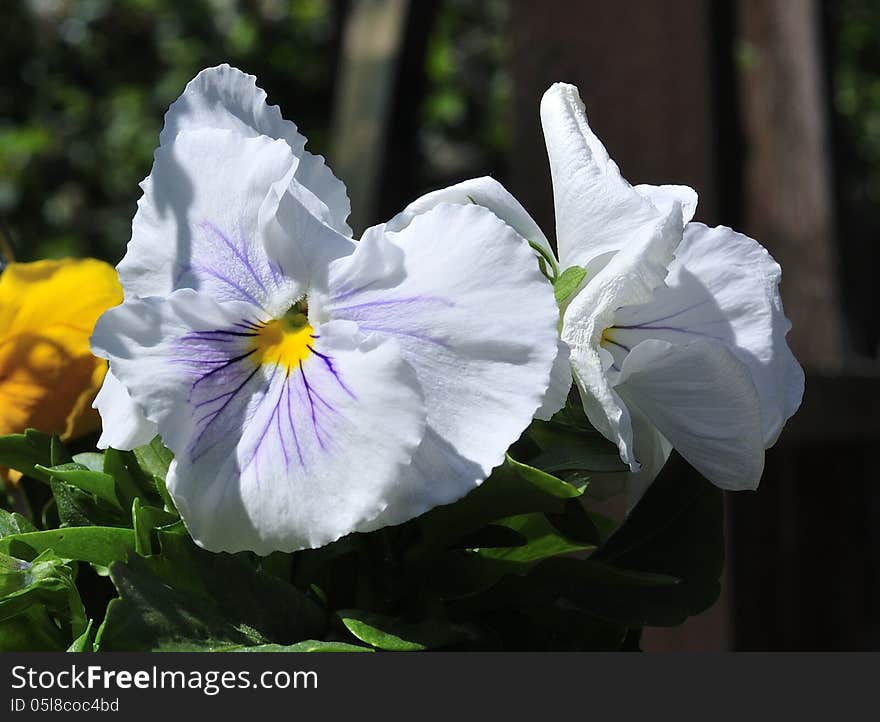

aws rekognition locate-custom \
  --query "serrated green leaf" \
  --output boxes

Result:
[337,610,482,651]
[0,526,136,566]
[553,265,586,304]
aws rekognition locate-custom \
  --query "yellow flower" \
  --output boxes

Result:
[0,258,122,481]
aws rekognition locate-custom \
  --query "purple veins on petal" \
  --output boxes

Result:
[612,298,710,330]
[244,368,293,476]
[306,345,356,399]
[188,262,264,307]
[331,295,455,314]
[199,221,271,297]
[299,360,327,450]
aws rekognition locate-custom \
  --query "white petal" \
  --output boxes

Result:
[540,83,684,269]
[623,406,673,510]
[384,176,565,420]
[534,339,572,421]
[161,64,351,235]
[118,129,300,311]
[91,289,426,554]
[616,339,765,490]
[386,176,556,269]
[261,182,358,300]
[92,369,158,451]
[634,184,698,225]
[323,203,560,528]
[561,204,684,468]
[610,222,804,446]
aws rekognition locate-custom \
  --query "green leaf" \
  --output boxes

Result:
[97,534,326,651]
[554,455,723,626]
[553,265,586,304]
[479,513,595,564]
[0,510,37,538]
[529,241,559,280]
[132,499,178,555]
[414,458,584,557]
[0,604,69,651]
[0,549,88,648]
[0,429,53,481]
[229,640,373,652]
[36,464,121,509]
[103,449,154,509]
[427,513,596,599]
[67,619,94,652]
[96,554,269,652]
[49,479,128,528]
[50,435,72,466]
[528,421,628,473]
[0,527,136,566]
[337,610,483,651]
[132,436,173,479]
[506,454,586,498]
[72,452,105,472]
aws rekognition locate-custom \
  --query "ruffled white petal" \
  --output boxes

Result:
[118,129,300,311]
[610,222,804,446]
[91,289,426,554]
[634,184,698,225]
[534,339,572,420]
[92,369,158,451]
[615,339,765,490]
[384,176,566,419]
[386,176,556,269]
[322,203,560,528]
[540,83,683,270]
[561,203,684,469]
[261,182,358,302]
[161,64,351,235]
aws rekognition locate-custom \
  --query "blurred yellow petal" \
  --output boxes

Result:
[0,258,122,442]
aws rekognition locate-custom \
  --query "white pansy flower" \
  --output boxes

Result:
[390,82,804,502]
[91,65,559,554]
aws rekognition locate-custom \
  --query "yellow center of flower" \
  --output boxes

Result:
[251,301,314,371]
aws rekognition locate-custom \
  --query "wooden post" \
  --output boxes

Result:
[330,0,409,234]
[736,0,844,371]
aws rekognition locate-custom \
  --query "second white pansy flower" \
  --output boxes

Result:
[390,82,804,502]
[91,65,559,554]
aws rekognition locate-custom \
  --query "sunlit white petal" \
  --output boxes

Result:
[161,63,351,235]
[93,369,158,451]
[323,203,560,528]
[387,176,555,266]
[118,129,299,306]
[540,83,684,269]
